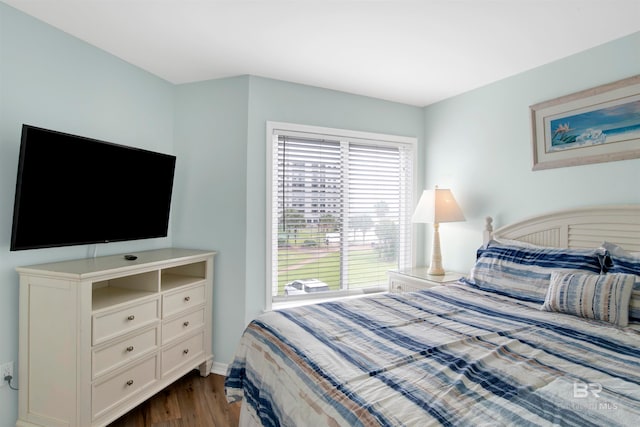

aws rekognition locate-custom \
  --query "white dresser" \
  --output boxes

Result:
[16,248,216,427]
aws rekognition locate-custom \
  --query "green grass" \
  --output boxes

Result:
[277,247,396,295]
[280,229,327,246]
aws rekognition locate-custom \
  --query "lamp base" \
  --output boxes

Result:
[429,222,445,276]
[427,266,445,276]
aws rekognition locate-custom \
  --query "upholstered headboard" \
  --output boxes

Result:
[484,205,640,252]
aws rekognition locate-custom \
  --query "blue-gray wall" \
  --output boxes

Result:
[1,2,639,426]
[172,76,250,369]
[0,4,174,424]
[423,31,640,275]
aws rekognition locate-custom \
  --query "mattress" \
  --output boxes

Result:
[225,283,640,426]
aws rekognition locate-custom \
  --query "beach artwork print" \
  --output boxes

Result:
[531,75,640,170]
[548,98,640,153]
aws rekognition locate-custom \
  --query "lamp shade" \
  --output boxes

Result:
[411,188,465,224]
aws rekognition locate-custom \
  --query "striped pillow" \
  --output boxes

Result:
[601,241,640,322]
[541,272,635,327]
[467,240,603,303]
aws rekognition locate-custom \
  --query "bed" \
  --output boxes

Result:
[225,205,640,426]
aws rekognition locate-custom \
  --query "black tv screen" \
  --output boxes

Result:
[10,125,177,251]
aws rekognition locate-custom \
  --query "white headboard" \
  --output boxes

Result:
[484,205,640,252]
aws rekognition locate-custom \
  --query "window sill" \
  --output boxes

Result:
[271,290,386,311]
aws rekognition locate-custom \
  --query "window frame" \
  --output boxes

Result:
[265,121,418,310]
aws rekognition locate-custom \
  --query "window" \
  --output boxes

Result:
[266,122,416,308]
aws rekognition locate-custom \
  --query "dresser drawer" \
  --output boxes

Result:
[162,308,205,345]
[161,331,204,378]
[92,327,159,378]
[162,283,205,318]
[93,298,160,345]
[92,354,158,420]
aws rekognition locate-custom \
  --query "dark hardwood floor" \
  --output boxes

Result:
[108,371,240,427]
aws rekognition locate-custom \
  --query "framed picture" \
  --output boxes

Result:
[530,75,640,170]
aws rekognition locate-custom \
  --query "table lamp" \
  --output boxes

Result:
[411,186,465,275]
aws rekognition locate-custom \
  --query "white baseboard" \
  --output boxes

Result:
[211,361,228,376]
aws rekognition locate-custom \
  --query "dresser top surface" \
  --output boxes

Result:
[16,248,216,278]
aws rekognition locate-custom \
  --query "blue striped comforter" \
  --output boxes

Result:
[225,283,640,426]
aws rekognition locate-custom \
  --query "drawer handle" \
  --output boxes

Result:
[183,321,190,327]
[184,296,191,302]
[126,346,134,352]
[127,315,135,321]
[126,380,134,386]
[183,349,189,355]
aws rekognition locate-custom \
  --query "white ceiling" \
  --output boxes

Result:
[4,0,640,106]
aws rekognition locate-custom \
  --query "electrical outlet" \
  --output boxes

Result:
[1,361,14,388]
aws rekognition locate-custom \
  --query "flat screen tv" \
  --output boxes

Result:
[10,125,177,251]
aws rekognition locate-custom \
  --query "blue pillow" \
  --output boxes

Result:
[541,272,635,327]
[466,240,603,303]
[601,241,640,322]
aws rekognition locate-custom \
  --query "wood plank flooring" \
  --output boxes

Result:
[108,371,240,427]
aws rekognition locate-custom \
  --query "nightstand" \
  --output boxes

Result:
[388,267,464,293]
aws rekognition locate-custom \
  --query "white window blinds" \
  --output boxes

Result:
[268,124,415,304]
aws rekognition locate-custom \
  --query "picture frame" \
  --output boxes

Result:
[530,74,640,171]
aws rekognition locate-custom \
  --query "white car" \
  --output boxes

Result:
[284,279,330,295]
